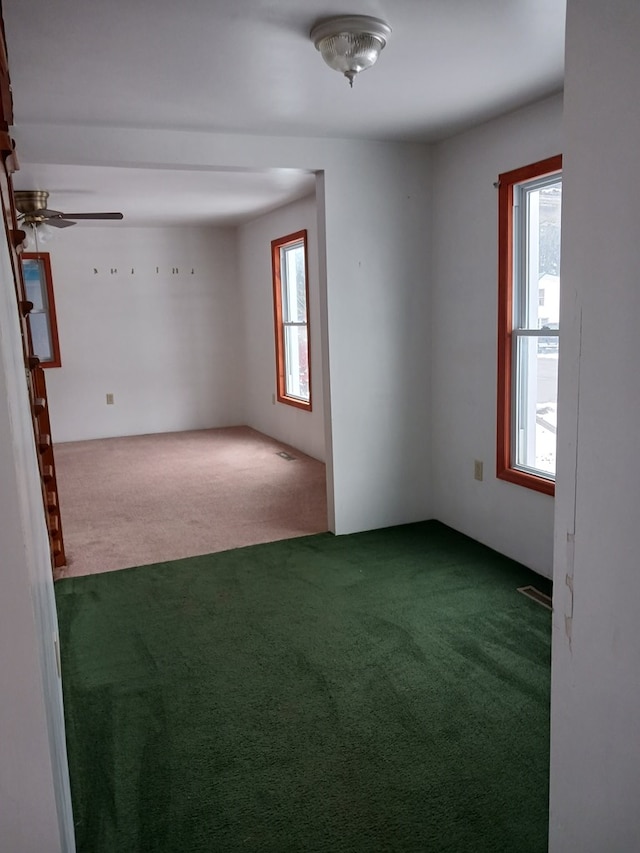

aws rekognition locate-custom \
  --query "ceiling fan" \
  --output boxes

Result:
[14,190,124,229]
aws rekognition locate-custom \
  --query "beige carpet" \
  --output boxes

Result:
[54,427,328,577]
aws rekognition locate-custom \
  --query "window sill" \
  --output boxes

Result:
[277,394,312,412]
[497,466,555,496]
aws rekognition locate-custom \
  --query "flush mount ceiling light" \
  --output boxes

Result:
[310,15,392,88]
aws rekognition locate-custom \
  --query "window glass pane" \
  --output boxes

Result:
[29,312,53,362]
[521,180,562,330]
[515,336,558,477]
[23,258,47,312]
[537,180,562,278]
[284,325,309,401]
[281,243,306,323]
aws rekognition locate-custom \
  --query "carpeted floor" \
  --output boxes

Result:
[56,521,551,853]
[54,427,328,577]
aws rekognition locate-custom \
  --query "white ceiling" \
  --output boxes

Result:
[3,0,566,226]
[13,164,317,227]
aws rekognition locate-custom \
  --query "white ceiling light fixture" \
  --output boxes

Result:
[310,15,392,88]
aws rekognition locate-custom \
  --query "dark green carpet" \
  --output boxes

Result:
[55,521,551,853]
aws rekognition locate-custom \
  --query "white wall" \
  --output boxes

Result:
[0,235,74,849]
[549,1,640,848]
[321,148,433,533]
[44,225,243,442]
[431,94,563,577]
[16,129,434,534]
[237,193,325,462]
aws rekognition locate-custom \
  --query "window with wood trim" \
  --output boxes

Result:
[21,252,62,368]
[497,155,562,495]
[271,230,311,410]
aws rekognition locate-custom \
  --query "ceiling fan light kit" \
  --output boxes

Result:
[24,222,55,249]
[310,15,391,88]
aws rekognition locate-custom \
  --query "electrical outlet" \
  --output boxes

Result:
[106,393,114,405]
[474,459,484,481]
[271,393,276,405]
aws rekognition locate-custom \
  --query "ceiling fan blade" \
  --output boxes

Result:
[32,208,65,217]
[58,212,124,220]
[46,218,76,228]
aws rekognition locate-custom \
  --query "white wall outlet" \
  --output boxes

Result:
[106,393,114,405]
[474,459,484,481]
[272,393,276,405]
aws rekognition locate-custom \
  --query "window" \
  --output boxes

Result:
[21,252,61,368]
[271,230,311,410]
[497,155,562,495]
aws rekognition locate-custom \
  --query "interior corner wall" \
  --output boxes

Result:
[549,1,640,849]
[430,93,563,577]
[43,225,244,443]
[237,193,325,462]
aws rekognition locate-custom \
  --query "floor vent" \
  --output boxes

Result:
[517,585,552,610]
[276,451,296,461]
